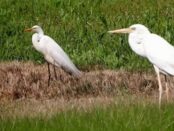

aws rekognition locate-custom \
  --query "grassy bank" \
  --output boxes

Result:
[1,0,174,70]
[1,100,174,131]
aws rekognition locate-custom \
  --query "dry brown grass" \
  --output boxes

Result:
[0,61,162,102]
[0,96,114,118]
[0,95,161,119]
[1,61,174,118]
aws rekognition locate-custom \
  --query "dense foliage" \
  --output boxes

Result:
[1,0,174,70]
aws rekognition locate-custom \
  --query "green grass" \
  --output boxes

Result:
[1,0,174,70]
[1,103,174,131]
[1,1,174,130]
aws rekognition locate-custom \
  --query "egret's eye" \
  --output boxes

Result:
[131,27,136,30]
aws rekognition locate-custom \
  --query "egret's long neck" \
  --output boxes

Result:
[32,32,45,55]
[32,29,44,43]
[32,30,44,49]
[36,28,44,36]
[128,33,149,57]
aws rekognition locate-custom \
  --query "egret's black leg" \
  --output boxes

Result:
[47,62,51,86]
[53,65,58,80]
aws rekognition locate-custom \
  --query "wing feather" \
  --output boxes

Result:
[143,34,174,75]
[41,35,82,77]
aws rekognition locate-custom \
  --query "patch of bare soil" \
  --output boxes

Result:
[0,61,167,102]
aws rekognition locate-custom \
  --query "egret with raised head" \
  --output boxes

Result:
[25,25,82,86]
[108,24,174,107]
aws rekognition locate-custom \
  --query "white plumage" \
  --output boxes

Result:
[108,24,174,107]
[25,25,82,85]
[143,34,174,75]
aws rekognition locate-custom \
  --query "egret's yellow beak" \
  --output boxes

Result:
[108,28,133,34]
[24,28,32,32]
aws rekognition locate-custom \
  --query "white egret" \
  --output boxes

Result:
[25,25,82,86]
[108,24,174,107]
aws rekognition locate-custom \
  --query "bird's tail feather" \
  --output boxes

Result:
[72,69,83,78]
[61,65,82,78]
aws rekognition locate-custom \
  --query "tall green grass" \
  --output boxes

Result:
[1,103,174,131]
[1,0,174,70]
